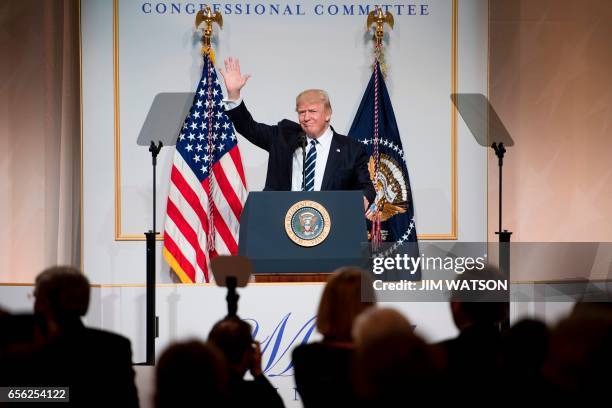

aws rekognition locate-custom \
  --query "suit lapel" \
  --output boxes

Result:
[321,132,343,190]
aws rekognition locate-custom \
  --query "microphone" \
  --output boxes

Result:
[297,131,307,148]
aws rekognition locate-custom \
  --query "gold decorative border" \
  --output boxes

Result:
[417,0,458,240]
[487,0,491,240]
[113,0,157,241]
[79,0,84,271]
[113,0,146,241]
[284,200,332,247]
[113,0,459,241]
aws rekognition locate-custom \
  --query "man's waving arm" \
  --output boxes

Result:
[219,57,276,151]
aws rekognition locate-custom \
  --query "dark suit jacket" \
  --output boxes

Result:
[435,323,503,404]
[226,101,376,203]
[36,322,140,408]
[228,373,285,408]
[292,342,356,408]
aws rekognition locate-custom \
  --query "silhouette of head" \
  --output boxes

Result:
[34,266,90,327]
[156,340,228,407]
[208,316,254,376]
[449,265,508,330]
[316,267,376,342]
[352,308,440,402]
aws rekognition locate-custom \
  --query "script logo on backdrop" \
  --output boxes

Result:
[140,2,431,17]
[245,314,317,376]
[244,313,419,377]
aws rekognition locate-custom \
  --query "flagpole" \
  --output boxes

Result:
[140,141,162,366]
[196,7,223,253]
[366,6,394,249]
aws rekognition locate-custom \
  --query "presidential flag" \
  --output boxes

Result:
[348,62,418,257]
[163,54,247,283]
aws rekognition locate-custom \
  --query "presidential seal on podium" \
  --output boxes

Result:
[284,200,331,247]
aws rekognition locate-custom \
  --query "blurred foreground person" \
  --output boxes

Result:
[352,308,443,406]
[500,318,549,402]
[156,340,228,407]
[543,302,612,404]
[32,266,139,407]
[435,266,508,403]
[292,267,376,408]
[209,316,285,408]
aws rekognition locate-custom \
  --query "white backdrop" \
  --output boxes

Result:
[80,1,489,407]
[82,0,489,284]
[116,0,454,237]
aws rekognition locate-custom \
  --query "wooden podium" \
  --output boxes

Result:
[254,273,330,283]
[239,191,368,283]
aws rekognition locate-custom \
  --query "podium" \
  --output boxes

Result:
[238,191,368,281]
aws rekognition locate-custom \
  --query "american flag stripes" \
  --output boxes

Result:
[163,54,247,283]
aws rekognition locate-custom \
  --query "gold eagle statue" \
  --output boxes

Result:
[195,7,223,57]
[366,6,394,46]
[368,155,408,222]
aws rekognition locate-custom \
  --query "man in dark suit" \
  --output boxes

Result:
[219,57,376,208]
[31,266,140,407]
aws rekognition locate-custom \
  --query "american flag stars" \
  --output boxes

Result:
[175,70,239,182]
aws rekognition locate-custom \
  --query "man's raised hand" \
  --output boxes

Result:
[218,57,251,101]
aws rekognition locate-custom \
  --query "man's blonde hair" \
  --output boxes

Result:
[295,89,332,113]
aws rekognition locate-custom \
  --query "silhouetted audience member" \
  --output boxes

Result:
[292,267,375,408]
[543,302,612,404]
[0,312,47,385]
[500,318,549,402]
[352,308,443,406]
[155,340,228,407]
[435,266,508,403]
[571,300,612,319]
[32,266,139,407]
[208,316,285,408]
[352,305,412,346]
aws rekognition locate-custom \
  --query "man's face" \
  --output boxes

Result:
[297,101,331,138]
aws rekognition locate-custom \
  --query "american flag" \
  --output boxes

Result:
[163,54,247,283]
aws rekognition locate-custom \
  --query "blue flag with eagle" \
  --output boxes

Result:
[348,62,419,261]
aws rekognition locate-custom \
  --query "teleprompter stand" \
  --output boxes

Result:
[451,93,514,329]
[136,92,195,364]
[211,256,253,318]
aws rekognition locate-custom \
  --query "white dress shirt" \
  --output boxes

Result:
[290,128,332,191]
[224,97,334,192]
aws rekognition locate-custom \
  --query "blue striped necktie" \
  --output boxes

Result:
[303,139,318,191]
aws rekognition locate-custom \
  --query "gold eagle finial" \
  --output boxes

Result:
[366,6,394,47]
[195,7,223,59]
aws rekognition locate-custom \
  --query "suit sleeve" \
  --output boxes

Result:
[355,144,376,204]
[225,101,277,152]
[114,337,140,408]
